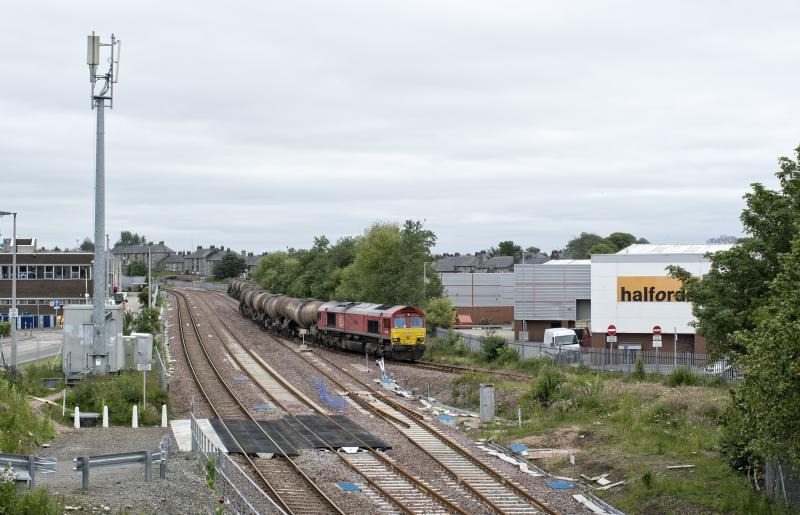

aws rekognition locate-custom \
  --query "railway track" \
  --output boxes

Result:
[405,361,533,382]
[186,289,465,515]
[204,290,558,515]
[170,289,343,515]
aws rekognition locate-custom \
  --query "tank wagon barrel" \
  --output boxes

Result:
[225,280,426,361]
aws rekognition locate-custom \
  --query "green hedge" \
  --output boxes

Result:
[0,322,9,337]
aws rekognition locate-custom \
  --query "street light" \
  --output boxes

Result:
[87,32,120,375]
[0,211,18,374]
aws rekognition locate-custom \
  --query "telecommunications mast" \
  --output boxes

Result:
[87,32,120,374]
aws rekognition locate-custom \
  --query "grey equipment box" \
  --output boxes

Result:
[62,304,125,381]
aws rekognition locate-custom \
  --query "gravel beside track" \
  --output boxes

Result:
[35,427,218,514]
[201,290,589,514]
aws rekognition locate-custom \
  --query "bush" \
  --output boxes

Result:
[530,367,564,407]
[513,356,554,375]
[646,401,686,430]
[0,322,9,337]
[0,377,55,453]
[480,329,507,361]
[65,370,168,426]
[666,367,700,387]
[633,358,645,380]
[493,347,519,366]
[0,468,62,515]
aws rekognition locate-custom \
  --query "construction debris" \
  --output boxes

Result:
[666,464,695,469]
[573,493,612,514]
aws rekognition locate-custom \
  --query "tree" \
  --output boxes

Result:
[123,261,148,276]
[606,232,648,251]
[79,238,94,252]
[669,148,800,355]
[706,235,740,244]
[562,233,607,259]
[116,231,147,246]
[488,240,522,257]
[213,252,246,280]
[722,231,800,466]
[424,297,455,330]
[335,220,439,307]
[588,243,617,255]
[525,246,541,255]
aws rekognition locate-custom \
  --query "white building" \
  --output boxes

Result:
[590,244,732,353]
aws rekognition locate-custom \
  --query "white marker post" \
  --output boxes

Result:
[74,407,80,429]
[102,405,109,428]
[161,404,168,428]
[132,404,138,428]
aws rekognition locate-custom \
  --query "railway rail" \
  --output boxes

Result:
[404,360,533,382]
[185,289,466,515]
[206,289,558,515]
[170,289,343,515]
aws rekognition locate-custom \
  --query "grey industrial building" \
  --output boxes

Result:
[513,260,591,342]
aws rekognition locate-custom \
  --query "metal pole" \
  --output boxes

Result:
[10,212,17,373]
[92,98,107,374]
[148,246,152,309]
[81,456,90,489]
[143,366,147,410]
[673,327,677,370]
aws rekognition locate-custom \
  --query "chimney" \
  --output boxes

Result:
[210,245,215,250]
[158,241,164,245]
[241,250,246,257]
[197,245,202,250]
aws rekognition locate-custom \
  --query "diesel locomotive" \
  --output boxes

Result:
[228,279,426,361]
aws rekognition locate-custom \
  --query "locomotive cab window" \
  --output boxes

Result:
[410,316,423,328]
[367,320,379,334]
[327,312,336,326]
[393,317,407,329]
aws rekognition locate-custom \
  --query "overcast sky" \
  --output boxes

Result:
[1,1,798,254]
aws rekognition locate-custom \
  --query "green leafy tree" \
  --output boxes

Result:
[524,245,541,255]
[606,232,648,250]
[588,243,617,255]
[488,240,522,257]
[79,237,94,252]
[335,220,439,307]
[115,231,147,246]
[668,148,800,355]
[213,252,246,280]
[424,297,455,330]
[123,261,148,276]
[562,233,607,259]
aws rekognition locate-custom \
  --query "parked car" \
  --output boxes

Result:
[703,359,740,379]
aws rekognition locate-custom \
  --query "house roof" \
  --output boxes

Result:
[163,254,187,264]
[477,256,514,269]
[112,243,173,255]
[245,254,262,266]
[187,247,217,259]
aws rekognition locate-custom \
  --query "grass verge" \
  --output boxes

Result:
[426,335,785,513]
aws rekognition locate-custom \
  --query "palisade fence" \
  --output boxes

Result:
[765,460,800,509]
[434,328,739,381]
[162,279,228,291]
[190,414,286,514]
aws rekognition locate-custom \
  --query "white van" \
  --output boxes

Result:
[543,328,580,351]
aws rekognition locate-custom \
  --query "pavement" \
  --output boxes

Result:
[0,328,62,365]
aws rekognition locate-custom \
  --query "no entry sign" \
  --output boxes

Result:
[653,325,662,335]
[607,325,617,336]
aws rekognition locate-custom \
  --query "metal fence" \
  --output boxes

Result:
[434,328,739,380]
[766,460,800,508]
[190,414,286,514]
[163,279,228,291]
[155,348,169,390]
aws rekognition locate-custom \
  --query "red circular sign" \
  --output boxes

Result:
[653,325,662,335]
[607,325,617,336]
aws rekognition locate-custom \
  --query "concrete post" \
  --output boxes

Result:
[132,404,138,428]
[144,451,152,481]
[102,405,108,428]
[81,456,89,489]
[479,383,495,423]
[161,404,168,428]
[28,455,35,490]
[74,406,80,429]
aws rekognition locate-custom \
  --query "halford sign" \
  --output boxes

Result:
[617,276,686,302]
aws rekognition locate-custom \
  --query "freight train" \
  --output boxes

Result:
[228,279,426,361]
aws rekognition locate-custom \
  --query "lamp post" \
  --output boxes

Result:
[0,211,17,373]
[87,32,120,374]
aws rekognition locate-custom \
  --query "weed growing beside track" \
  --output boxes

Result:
[425,336,785,513]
